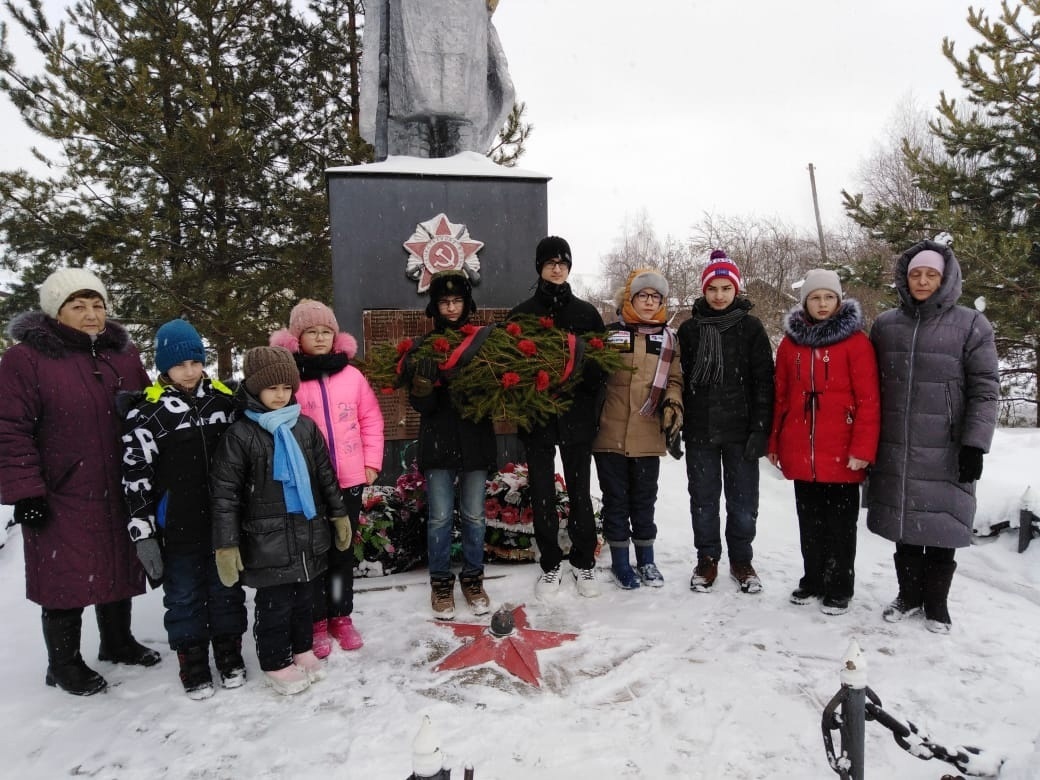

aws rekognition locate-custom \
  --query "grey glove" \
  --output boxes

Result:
[135,538,164,581]
[332,515,353,552]
[661,402,684,460]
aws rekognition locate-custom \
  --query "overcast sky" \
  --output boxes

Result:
[0,0,1009,270]
[493,0,1007,266]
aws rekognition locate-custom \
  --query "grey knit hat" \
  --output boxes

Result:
[800,269,843,305]
[243,346,301,395]
[629,270,669,299]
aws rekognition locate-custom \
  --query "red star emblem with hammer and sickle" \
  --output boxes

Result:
[403,213,484,292]
[433,605,578,687]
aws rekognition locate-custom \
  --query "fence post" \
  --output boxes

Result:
[840,639,868,780]
[408,715,451,780]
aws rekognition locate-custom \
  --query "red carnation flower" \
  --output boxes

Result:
[395,338,414,356]
[380,386,395,395]
[505,322,522,337]
[588,337,605,350]
[501,463,516,474]
[539,316,555,329]
[501,372,521,389]
[432,337,451,353]
[535,370,550,391]
[484,499,501,520]
[517,339,538,357]
[500,506,520,525]
[459,324,478,335]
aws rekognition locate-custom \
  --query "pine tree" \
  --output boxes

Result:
[843,1,1040,424]
[0,0,368,375]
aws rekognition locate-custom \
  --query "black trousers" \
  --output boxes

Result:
[526,440,598,571]
[311,486,363,621]
[253,581,313,672]
[793,481,860,600]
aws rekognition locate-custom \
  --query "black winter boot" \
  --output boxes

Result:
[882,552,924,623]
[923,560,957,634]
[212,635,247,689]
[42,608,108,696]
[176,644,214,700]
[96,599,162,666]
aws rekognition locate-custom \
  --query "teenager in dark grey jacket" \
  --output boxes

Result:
[867,240,999,634]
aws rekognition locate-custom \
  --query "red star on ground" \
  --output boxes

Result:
[433,605,578,687]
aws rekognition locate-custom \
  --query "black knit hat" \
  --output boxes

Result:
[425,270,476,318]
[535,236,572,273]
[242,345,301,396]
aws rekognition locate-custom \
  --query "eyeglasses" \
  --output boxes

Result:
[543,260,569,269]
[634,291,663,303]
[437,297,465,308]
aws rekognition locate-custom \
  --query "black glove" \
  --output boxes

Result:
[14,496,48,529]
[410,358,438,397]
[958,445,984,483]
[743,432,768,462]
[135,538,165,582]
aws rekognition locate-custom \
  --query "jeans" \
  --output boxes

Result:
[685,442,759,563]
[253,581,312,672]
[594,452,659,545]
[527,440,598,571]
[312,486,363,621]
[425,468,488,579]
[163,549,247,651]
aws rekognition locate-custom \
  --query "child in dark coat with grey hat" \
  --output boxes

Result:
[209,346,351,695]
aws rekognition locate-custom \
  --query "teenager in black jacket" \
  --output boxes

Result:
[508,236,606,601]
[677,251,774,595]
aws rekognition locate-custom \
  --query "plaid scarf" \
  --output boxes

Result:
[620,318,676,417]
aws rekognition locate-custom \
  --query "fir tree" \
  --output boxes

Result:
[843,1,1040,424]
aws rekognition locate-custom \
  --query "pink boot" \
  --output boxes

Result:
[292,650,327,683]
[264,664,310,695]
[329,616,364,650]
[312,619,332,659]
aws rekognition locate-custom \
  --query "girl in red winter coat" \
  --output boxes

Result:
[767,269,880,616]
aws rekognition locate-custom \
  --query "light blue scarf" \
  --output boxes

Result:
[245,404,317,520]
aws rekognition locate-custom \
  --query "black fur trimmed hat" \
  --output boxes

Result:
[425,270,475,318]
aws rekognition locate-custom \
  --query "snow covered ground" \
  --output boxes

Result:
[0,428,1037,779]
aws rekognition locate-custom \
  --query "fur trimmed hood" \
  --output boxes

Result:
[6,310,136,359]
[782,299,864,348]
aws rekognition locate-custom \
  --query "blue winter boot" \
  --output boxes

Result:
[635,542,665,587]
[609,545,640,590]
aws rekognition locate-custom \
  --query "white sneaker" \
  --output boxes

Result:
[264,664,310,695]
[535,564,563,601]
[572,566,601,598]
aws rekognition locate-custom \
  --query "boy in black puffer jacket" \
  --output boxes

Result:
[678,251,774,596]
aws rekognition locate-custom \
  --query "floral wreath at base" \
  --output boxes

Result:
[362,315,628,431]
[352,463,429,577]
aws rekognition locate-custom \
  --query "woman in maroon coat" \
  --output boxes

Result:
[767,270,880,616]
[0,268,160,695]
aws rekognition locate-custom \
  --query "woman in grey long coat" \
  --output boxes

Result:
[866,240,999,633]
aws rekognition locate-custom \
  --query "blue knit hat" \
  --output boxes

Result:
[155,319,205,373]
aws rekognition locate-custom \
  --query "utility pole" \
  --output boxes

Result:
[808,163,829,264]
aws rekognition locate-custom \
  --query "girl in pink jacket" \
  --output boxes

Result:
[271,299,384,653]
